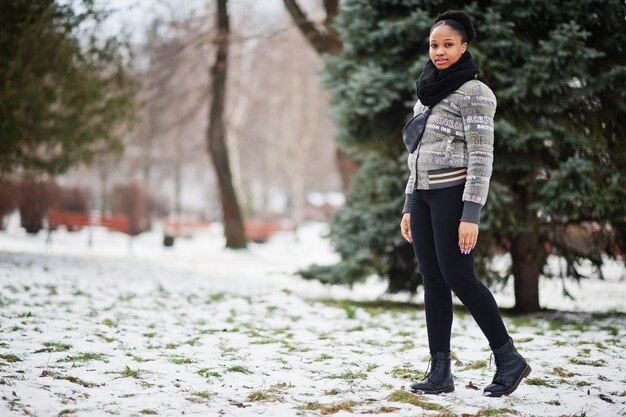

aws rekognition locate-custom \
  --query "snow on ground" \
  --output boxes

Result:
[0,216,624,417]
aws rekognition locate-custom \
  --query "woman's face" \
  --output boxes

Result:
[429,25,467,70]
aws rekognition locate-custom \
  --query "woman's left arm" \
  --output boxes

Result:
[457,83,496,253]
[459,82,497,226]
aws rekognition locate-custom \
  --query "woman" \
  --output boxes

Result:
[399,10,531,397]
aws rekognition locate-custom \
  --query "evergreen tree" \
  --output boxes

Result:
[0,0,136,175]
[300,0,626,312]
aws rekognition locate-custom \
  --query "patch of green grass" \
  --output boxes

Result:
[389,365,421,380]
[42,370,98,388]
[119,365,142,379]
[525,377,557,388]
[552,366,579,378]
[341,303,357,319]
[474,408,519,417]
[516,337,534,343]
[569,358,607,367]
[165,343,178,349]
[360,406,401,414]
[600,326,619,336]
[58,352,107,363]
[169,356,194,365]
[102,319,116,327]
[226,365,252,374]
[142,332,156,338]
[398,340,415,352]
[129,355,151,363]
[546,400,561,406]
[575,380,591,387]
[185,390,213,403]
[184,337,200,346]
[386,391,448,411]
[268,382,294,392]
[247,390,281,402]
[315,353,333,361]
[324,388,342,395]
[366,363,380,372]
[36,341,72,353]
[207,293,225,303]
[58,409,76,416]
[328,370,367,381]
[299,400,357,415]
[0,353,22,363]
[198,369,221,379]
[461,360,487,371]
[139,410,157,415]
[93,333,116,343]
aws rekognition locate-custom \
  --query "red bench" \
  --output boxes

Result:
[47,209,130,235]
[162,219,211,238]
[98,215,130,235]
[47,209,90,232]
[245,221,285,243]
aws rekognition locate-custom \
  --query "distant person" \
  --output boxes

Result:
[399,10,531,397]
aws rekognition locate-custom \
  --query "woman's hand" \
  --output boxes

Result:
[458,221,478,254]
[400,213,412,243]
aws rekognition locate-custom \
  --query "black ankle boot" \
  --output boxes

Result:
[409,351,454,395]
[483,337,531,397]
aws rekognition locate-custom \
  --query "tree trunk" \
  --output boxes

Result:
[282,0,359,191]
[510,230,542,312]
[207,0,246,249]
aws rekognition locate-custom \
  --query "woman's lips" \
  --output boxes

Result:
[435,58,448,65]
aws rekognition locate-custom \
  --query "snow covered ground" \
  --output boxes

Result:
[0,216,624,417]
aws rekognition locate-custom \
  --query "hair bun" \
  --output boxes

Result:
[434,10,476,43]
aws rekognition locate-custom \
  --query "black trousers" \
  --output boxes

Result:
[410,183,510,354]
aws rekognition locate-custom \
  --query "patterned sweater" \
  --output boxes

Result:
[402,79,497,225]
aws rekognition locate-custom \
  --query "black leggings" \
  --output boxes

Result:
[410,183,510,354]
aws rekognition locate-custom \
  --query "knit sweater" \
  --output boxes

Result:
[402,79,497,225]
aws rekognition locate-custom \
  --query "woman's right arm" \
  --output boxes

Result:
[400,100,425,243]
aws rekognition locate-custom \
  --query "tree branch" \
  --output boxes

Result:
[282,0,342,55]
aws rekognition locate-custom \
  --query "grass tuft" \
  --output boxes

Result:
[226,365,252,374]
[386,390,447,411]
[58,352,107,363]
[526,377,557,388]
[0,353,22,363]
[299,400,356,415]
[474,407,519,416]
[119,365,142,379]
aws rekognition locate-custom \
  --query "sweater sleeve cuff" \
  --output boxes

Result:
[402,194,411,214]
[461,201,482,224]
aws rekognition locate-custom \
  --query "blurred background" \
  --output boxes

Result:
[1,0,346,239]
[1,0,624,313]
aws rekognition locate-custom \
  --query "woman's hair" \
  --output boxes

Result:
[431,10,476,44]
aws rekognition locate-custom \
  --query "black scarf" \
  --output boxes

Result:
[415,51,479,107]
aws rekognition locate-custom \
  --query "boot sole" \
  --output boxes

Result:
[484,364,532,397]
[410,384,455,395]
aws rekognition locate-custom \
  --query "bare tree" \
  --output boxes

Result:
[207,0,246,248]
[282,0,358,190]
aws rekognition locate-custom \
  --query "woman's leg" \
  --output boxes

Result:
[410,190,453,354]
[426,184,510,350]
